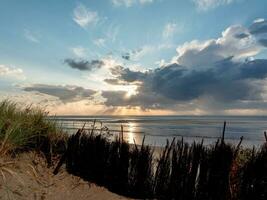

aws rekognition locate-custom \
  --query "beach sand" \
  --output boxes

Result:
[0,152,130,200]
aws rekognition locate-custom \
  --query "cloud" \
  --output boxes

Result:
[111,0,154,7]
[155,59,167,67]
[258,39,267,47]
[103,58,267,110]
[103,20,267,111]
[93,38,106,47]
[162,23,178,39]
[24,29,40,43]
[70,46,87,58]
[234,19,267,41]
[104,78,123,85]
[122,53,131,60]
[235,19,267,48]
[112,0,134,7]
[73,4,98,28]
[235,33,250,39]
[139,0,154,4]
[0,64,25,79]
[151,60,267,102]
[249,18,267,35]
[121,44,173,61]
[110,65,146,82]
[193,0,235,11]
[254,18,265,23]
[106,23,120,42]
[23,84,96,103]
[64,59,104,71]
[175,25,262,68]
[122,46,153,61]
[102,90,175,109]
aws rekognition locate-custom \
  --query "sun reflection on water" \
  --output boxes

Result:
[127,122,135,144]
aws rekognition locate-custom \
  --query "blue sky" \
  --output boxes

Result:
[1,0,267,115]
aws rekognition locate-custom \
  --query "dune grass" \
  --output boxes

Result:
[238,144,267,200]
[128,137,154,198]
[62,127,267,200]
[0,100,66,160]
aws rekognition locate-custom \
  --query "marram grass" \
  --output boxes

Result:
[62,128,267,200]
[0,100,66,157]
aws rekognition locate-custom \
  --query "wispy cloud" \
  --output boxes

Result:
[162,23,178,39]
[112,0,134,7]
[122,45,154,61]
[111,0,154,7]
[0,64,25,79]
[122,43,174,61]
[24,29,40,43]
[106,23,120,42]
[139,0,154,4]
[94,38,106,47]
[73,4,99,28]
[253,18,265,23]
[70,46,87,58]
[193,0,235,11]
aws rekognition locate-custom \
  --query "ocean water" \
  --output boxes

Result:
[51,115,267,148]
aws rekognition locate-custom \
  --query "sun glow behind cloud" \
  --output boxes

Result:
[124,85,139,98]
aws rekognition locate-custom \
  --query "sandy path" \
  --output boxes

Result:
[0,152,130,200]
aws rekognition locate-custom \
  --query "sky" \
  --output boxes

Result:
[1,0,267,115]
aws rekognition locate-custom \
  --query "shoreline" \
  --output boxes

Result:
[51,115,267,148]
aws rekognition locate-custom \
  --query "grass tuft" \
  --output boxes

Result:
[0,100,66,162]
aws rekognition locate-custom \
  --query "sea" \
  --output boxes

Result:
[51,115,267,148]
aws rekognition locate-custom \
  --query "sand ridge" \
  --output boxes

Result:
[0,152,130,200]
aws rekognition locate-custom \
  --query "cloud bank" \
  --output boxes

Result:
[23,84,96,103]
[101,19,267,112]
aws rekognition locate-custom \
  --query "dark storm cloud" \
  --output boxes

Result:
[102,58,267,108]
[24,84,96,103]
[64,59,104,71]
[149,60,266,102]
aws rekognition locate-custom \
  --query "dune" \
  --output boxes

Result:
[0,152,130,200]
